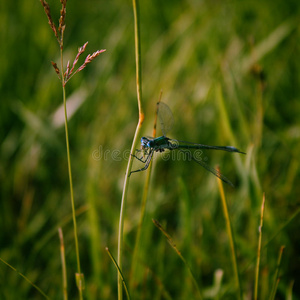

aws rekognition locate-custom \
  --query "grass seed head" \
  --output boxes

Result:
[58,0,67,41]
[39,0,59,41]
[51,61,61,80]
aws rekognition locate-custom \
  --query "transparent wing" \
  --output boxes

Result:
[176,140,245,154]
[158,102,174,136]
[179,149,235,187]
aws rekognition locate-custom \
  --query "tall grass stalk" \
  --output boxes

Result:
[152,219,203,300]
[0,257,50,300]
[60,51,83,300]
[217,175,242,299]
[265,207,300,246]
[130,160,152,289]
[215,85,246,184]
[117,1,144,299]
[130,95,161,290]
[269,245,285,300]
[58,228,68,300]
[40,1,105,297]
[106,248,131,300]
[254,193,266,300]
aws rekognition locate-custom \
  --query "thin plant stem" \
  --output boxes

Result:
[117,1,144,299]
[217,173,242,299]
[254,193,266,300]
[241,207,299,278]
[106,248,131,300]
[269,246,285,300]
[40,2,104,298]
[129,143,152,290]
[264,207,300,247]
[58,228,68,300]
[0,257,50,300]
[130,94,162,290]
[152,219,203,300]
[117,123,141,300]
[132,0,143,116]
[60,49,83,300]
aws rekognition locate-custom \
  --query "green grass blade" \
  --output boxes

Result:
[217,173,242,299]
[106,248,131,300]
[269,246,285,300]
[0,257,50,300]
[254,193,266,300]
[58,228,68,300]
[130,94,161,291]
[152,219,203,300]
[118,1,144,299]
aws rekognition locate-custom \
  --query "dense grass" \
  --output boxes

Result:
[1,0,300,299]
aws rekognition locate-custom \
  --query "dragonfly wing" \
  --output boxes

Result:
[158,102,174,136]
[177,140,245,154]
[179,150,235,187]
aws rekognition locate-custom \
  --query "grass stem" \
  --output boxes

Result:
[60,49,83,300]
[254,193,266,300]
[152,219,203,300]
[58,228,68,300]
[217,173,242,299]
[269,245,285,300]
[130,94,161,290]
[106,248,131,300]
[117,1,144,299]
[0,258,50,300]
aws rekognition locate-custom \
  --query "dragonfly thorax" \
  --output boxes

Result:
[140,136,174,151]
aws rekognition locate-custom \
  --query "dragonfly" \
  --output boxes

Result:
[131,102,245,187]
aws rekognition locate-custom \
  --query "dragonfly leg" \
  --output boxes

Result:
[131,152,149,163]
[131,148,152,163]
[130,150,154,175]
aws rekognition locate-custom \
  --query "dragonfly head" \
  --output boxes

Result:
[141,137,151,148]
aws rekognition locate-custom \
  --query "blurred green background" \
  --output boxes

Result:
[1,0,299,299]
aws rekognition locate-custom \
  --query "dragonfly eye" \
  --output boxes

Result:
[141,137,149,147]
